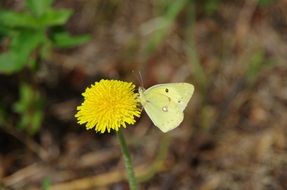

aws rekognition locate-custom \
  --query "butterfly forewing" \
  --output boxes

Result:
[145,83,194,111]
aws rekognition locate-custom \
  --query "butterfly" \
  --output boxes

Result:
[138,83,194,133]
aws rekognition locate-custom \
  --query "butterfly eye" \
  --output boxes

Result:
[165,88,169,93]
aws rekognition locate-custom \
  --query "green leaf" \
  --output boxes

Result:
[39,9,72,26]
[0,52,23,73]
[52,32,91,48]
[0,30,46,74]
[26,0,53,17]
[13,83,44,135]
[11,30,45,66]
[0,8,71,29]
[0,10,38,29]
[11,30,45,56]
[0,25,10,35]
[13,83,32,114]
[31,109,43,134]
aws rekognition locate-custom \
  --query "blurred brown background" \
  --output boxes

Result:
[0,0,287,189]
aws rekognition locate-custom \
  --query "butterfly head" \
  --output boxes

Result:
[138,86,145,93]
[138,86,147,104]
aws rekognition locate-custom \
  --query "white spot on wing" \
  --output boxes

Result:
[162,106,168,112]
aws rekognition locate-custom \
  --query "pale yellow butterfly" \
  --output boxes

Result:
[138,83,194,133]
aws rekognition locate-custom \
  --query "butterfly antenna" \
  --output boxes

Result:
[132,70,141,86]
[138,71,144,88]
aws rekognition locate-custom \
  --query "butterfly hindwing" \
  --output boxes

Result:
[141,91,184,132]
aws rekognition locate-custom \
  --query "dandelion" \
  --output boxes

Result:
[75,79,140,189]
[75,79,141,133]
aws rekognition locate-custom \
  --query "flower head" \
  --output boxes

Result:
[75,79,141,133]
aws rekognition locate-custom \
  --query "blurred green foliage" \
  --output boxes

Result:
[41,177,51,190]
[13,83,44,135]
[185,2,207,94]
[143,0,222,55]
[0,0,91,74]
[204,0,221,15]
[144,0,189,54]
[245,48,275,84]
[258,0,277,7]
[246,49,265,82]
[0,0,91,135]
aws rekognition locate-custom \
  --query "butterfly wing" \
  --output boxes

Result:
[141,91,184,132]
[146,83,194,111]
[139,83,194,132]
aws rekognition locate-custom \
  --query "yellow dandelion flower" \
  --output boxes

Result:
[75,79,141,133]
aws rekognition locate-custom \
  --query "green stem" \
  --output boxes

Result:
[117,129,138,190]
